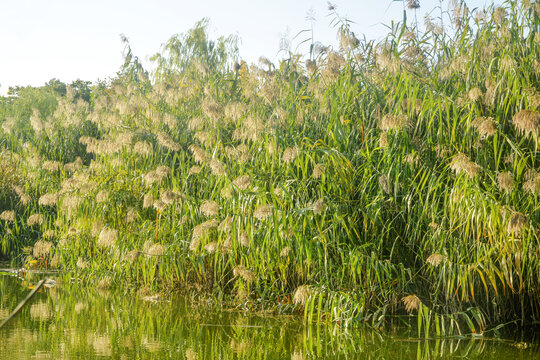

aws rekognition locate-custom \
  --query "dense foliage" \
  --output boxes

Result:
[1,0,539,335]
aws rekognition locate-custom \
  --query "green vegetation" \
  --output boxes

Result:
[1,0,539,335]
[2,275,538,359]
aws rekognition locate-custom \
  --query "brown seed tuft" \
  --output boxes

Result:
[239,231,250,247]
[497,172,514,193]
[232,175,252,191]
[0,210,15,222]
[380,114,408,131]
[471,117,496,138]
[200,200,219,217]
[280,246,291,257]
[312,164,325,179]
[39,193,58,207]
[426,254,444,267]
[450,153,481,178]
[98,228,117,248]
[402,295,422,312]
[33,240,53,258]
[254,204,273,220]
[27,214,44,226]
[512,110,539,138]
[147,244,165,256]
[233,265,256,283]
[507,212,527,236]
[282,147,299,163]
[293,285,311,305]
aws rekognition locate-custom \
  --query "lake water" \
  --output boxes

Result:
[0,273,538,359]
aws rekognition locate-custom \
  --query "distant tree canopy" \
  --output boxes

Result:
[150,18,240,80]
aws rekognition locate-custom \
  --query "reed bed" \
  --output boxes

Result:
[1,0,539,335]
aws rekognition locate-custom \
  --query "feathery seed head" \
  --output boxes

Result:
[312,199,326,214]
[161,190,182,205]
[380,114,408,131]
[312,164,325,179]
[379,132,388,148]
[218,216,233,233]
[282,147,298,163]
[202,98,222,121]
[39,193,58,207]
[293,285,311,305]
[147,244,165,256]
[468,87,483,102]
[407,0,420,9]
[493,6,506,25]
[157,132,180,152]
[209,159,226,176]
[239,231,250,247]
[280,246,291,257]
[143,193,154,208]
[133,141,152,156]
[0,210,15,222]
[426,254,444,267]
[204,242,218,254]
[402,295,422,312]
[43,230,56,239]
[144,171,162,187]
[189,145,209,164]
[233,265,256,283]
[450,153,481,178]
[191,219,220,250]
[27,214,44,226]
[220,185,232,199]
[189,165,202,175]
[200,200,219,217]
[379,175,391,194]
[13,186,31,205]
[124,250,140,263]
[42,160,62,172]
[512,110,539,138]
[497,172,514,192]
[523,170,540,194]
[98,228,117,248]
[471,117,496,138]
[233,175,252,191]
[153,200,166,211]
[33,240,53,258]
[76,257,88,269]
[507,212,527,236]
[305,59,317,76]
[254,204,273,220]
[156,165,171,177]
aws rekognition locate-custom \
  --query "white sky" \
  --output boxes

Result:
[0,0,497,94]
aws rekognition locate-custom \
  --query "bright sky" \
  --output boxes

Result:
[0,0,498,94]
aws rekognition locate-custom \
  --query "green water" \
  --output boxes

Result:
[0,274,538,359]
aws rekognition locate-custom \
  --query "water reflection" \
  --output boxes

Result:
[0,274,538,359]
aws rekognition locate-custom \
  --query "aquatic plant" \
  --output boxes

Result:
[0,0,539,335]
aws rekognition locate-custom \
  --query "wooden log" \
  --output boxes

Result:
[0,279,46,328]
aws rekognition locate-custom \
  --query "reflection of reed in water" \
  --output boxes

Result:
[142,335,161,352]
[29,301,50,320]
[1,274,539,360]
[92,335,112,357]
[185,347,197,360]
[0,308,9,320]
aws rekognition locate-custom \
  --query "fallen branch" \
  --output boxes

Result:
[0,279,45,328]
